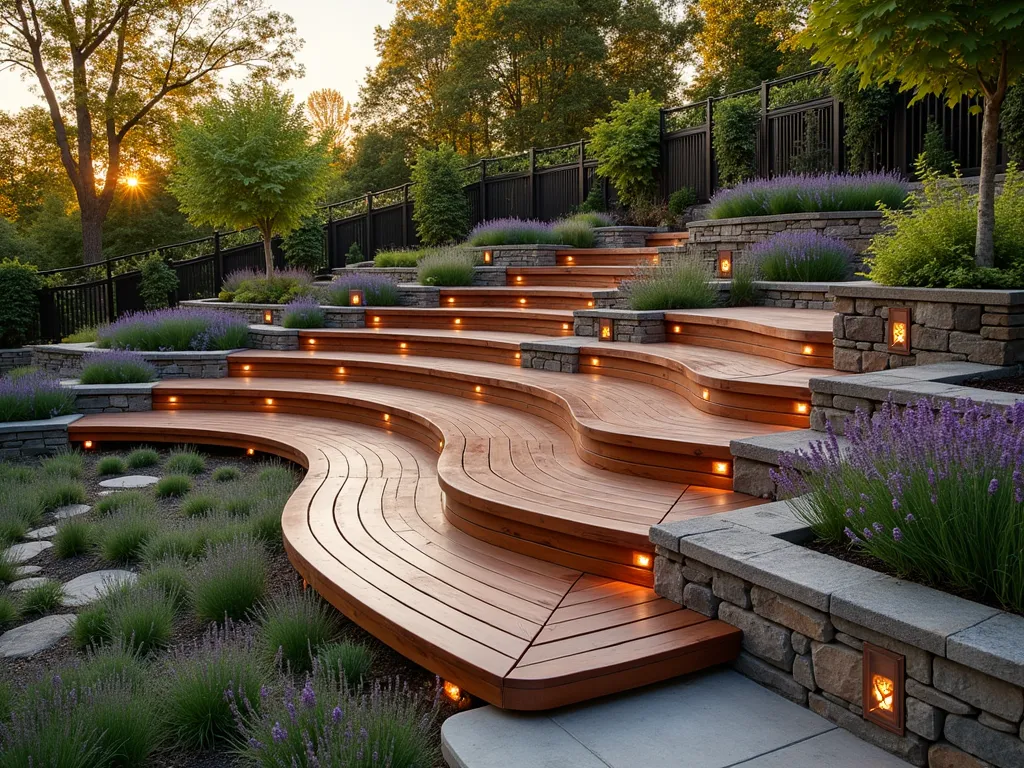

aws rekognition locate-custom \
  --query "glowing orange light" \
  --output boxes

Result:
[515,276,523,283]
[519,298,527,305]
[514,352,521,360]
[246,448,255,456]
[482,250,493,264]
[796,402,809,414]
[399,342,407,350]
[701,389,710,401]
[439,440,444,449]
[717,250,732,276]
[599,318,612,341]
[562,323,571,331]
[590,357,599,365]
[474,385,482,393]
[337,367,345,374]
[713,461,730,475]
[265,398,274,406]
[383,413,390,422]
[448,297,455,305]
[443,681,462,702]
[587,300,594,307]
[802,345,814,356]
[652,256,659,265]
[308,338,316,345]
[373,316,381,323]
[242,364,251,372]
[871,675,894,713]
[83,440,94,449]
[633,553,652,568]
[123,175,140,188]
[263,311,273,324]
[168,396,178,403]
[673,325,682,333]
[566,255,574,263]
[350,290,364,306]
[454,318,462,325]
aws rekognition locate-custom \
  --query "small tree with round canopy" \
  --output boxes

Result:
[171,82,331,276]
[801,1,1024,268]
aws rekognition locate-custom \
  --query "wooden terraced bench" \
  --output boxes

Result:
[556,247,659,267]
[364,307,576,337]
[439,286,601,311]
[506,266,635,288]
[69,410,741,710]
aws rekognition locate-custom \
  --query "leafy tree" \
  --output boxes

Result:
[1002,85,1024,164]
[410,145,469,246]
[138,255,179,309]
[0,216,42,264]
[587,91,662,208]
[171,82,332,276]
[0,0,300,264]
[306,89,353,152]
[0,258,40,346]
[802,0,1024,267]
[713,95,760,187]
[324,129,413,203]
[282,214,326,273]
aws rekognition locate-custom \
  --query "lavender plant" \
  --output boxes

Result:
[751,231,852,282]
[223,268,315,304]
[78,350,157,384]
[708,171,907,219]
[417,248,477,286]
[323,273,400,307]
[230,661,440,768]
[0,370,75,422]
[772,398,1024,612]
[467,218,560,246]
[282,296,326,329]
[96,308,249,351]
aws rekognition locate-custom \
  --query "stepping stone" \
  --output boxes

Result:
[8,577,51,592]
[54,504,91,520]
[98,475,158,489]
[24,526,57,541]
[3,541,52,564]
[61,570,136,607]
[0,615,76,658]
[15,565,42,577]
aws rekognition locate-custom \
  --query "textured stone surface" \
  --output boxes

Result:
[947,613,1024,689]
[8,577,51,592]
[976,713,1018,735]
[4,540,52,563]
[752,586,833,642]
[653,556,684,604]
[927,742,993,768]
[811,642,862,705]
[61,570,137,607]
[0,615,75,658]
[791,632,811,656]
[792,653,815,690]
[906,697,945,740]
[23,525,56,540]
[682,583,719,618]
[832,615,933,683]
[933,658,1024,722]
[732,651,808,705]
[54,503,91,519]
[809,693,929,766]
[905,679,977,716]
[98,474,159,488]
[944,715,1024,768]
[713,570,750,608]
[719,603,794,671]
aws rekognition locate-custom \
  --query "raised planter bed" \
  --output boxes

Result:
[180,298,365,328]
[651,502,1024,768]
[831,283,1024,372]
[0,414,82,459]
[67,382,157,414]
[30,342,240,379]
[331,265,507,287]
[592,226,661,248]
[0,347,32,375]
[469,244,563,267]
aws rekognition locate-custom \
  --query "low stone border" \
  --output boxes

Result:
[592,226,660,248]
[248,325,299,351]
[330,266,507,287]
[469,244,563,267]
[754,281,871,310]
[651,503,1024,768]
[0,414,82,459]
[574,309,667,343]
[30,343,240,379]
[67,382,156,414]
[519,339,585,373]
[0,348,31,375]
[181,299,365,329]
[832,283,1024,372]
[809,362,1024,434]
[397,285,440,308]
[728,429,846,499]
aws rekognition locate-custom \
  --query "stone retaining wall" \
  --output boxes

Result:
[71,383,155,414]
[0,348,31,375]
[652,503,1024,768]
[470,245,562,267]
[755,281,841,310]
[0,415,81,459]
[248,326,299,351]
[397,285,440,308]
[831,284,1024,372]
[330,266,507,287]
[519,340,583,373]
[592,226,659,248]
[30,344,236,379]
[181,299,365,329]
[573,309,666,343]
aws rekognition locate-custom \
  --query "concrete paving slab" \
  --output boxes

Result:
[3,541,52,563]
[0,615,75,658]
[442,670,911,768]
[24,526,56,540]
[61,570,136,607]
[98,475,158,489]
[54,503,91,520]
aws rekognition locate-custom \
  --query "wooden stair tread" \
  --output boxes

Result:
[664,307,834,340]
[69,410,739,710]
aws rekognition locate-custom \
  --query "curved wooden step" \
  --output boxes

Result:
[506,266,634,288]
[366,307,575,337]
[440,286,602,311]
[68,410,741,710]
[645,231,689,248]
[556,248,659,267]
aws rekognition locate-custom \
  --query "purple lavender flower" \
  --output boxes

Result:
[891,497,901,511]
[844,527,861,543]
[271,721,288,743]
[0,370,75,422]
[844,508,854,518]
[324,272,400,307]
[96,307,248,351]
[331,706,343,724]
[749,230,853,281]
[892,527,903,542]
[989,478,1000,495]
[905,513,915,523]
[300,680,316,709]
[872,522,884,533]
[468,218,559,247]
[863,527,873,540]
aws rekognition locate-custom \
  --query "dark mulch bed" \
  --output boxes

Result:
[962,375,1024,396]
[1,446,460,767]
[804,537,1020,617]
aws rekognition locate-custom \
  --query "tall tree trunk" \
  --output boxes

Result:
[262,233,275,277]
[975,94,1003,268]
[81,211,105,265]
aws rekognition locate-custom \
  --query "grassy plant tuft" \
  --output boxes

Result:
[256,586,341,672]
[192,535,268,623]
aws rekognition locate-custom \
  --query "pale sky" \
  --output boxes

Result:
[0,0,397,112]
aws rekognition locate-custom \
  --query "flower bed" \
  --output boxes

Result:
[321,273,400,306]
[708,172,907,219]
[752,231,853,282]
[96,308,249,352]
[78,350,157,384]
[282,296,326,329]
[417,248,477,286]
[467,214,612,248]
[220,267,314,304]
[0,370,75,422]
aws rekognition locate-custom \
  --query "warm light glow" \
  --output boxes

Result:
[590,357,599,365]
[123,175,140,188]
[308,338,316,345]
[337,367,345,374]
[373,316,381,323]
[242,364,251,372]
[83,440,94,449]
[246,448,255,456]
[673,325,682,333]
[168,396,178,403]
[265,398,274,406]
[795,402,809,414]
[383,413,390,422]
[483,250,493,264]
[443,681,462,702]
[599,318,612,340]
[516,276,523,283]
[566,255,574,263]
[633,552,652,568]
[350,290,364,306]
[474,385,482,393]
[448,297,456,304]
[713,461,730,475]
[454,318,462,325]
[439,440,444,449]
[263,311,273,324]
[514,352,521,360]
[891,322,907,345]
[701,389,710,401]
[399,342,408,350]
[719,257,731,274]
[652,255,659,265]
[587,300,594,307]
[871,675,895,714]
[717,250,732,276]
[519,298,527,305]
[802,345,814,356]
[562,323,570,331]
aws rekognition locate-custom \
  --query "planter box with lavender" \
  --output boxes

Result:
[0,369,81,457]
[181,299,365,329]
[31,344,238,380]
[653,398,1024,768]
[0,348,32,375]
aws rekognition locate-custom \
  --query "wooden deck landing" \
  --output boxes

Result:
[69,410,741,710]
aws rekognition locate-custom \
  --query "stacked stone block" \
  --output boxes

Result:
[0,415,80,459]
[0,348,31,375]
[31,346,232,379]
[592,226,659,248]
[573,310,666,343]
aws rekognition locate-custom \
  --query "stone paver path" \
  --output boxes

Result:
[54,503,91,520]
[98,475,158,489]
[8,577,51,592]
[4,541,52,564]
[0,615,75,658]
[24,526,57,540]
[15,565,42,577]
[61,570,136,607]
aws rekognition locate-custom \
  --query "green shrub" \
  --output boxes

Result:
[282,213,326,273]
[161,621,268,750]
[668,187,698,217]
[41,450,84,479]
[35,479,86,510]
[578,181,606,213]
[228,269,314,304]
[166,447,205,475]
[373,248,423,267]
[767,75,828,109]
[212,465,241,482]
[917,119,955,176]
[627,260,718,311]
[63,641,149,690]
[753,231,853,282]
[1003,84,1024,165]
[551,219,595,248]
[0,258,41,347]
[95,489,154,515]
[569,212,615,228]
[78,351,157,384]
[317,641,374,685]
[728,261,760,307]
[181,492,218,517]
[0,490,41,545]
[257,463,297,496]
[138,254,180,310]
[411,145,470,246]
[586,90,662,208]
[0,594,19,627]
[20,580,65,616]
[53,518,93,558]
[105,584,175,653]
[97,509,158,563]
[192,535,268,623]
[72,602,111,648]
[866,162,1024,288]
[346,241,365,264]
[138,558,192,612]
[155,474,192,498]
[829,68,893,172]
[417,248,476,286]
[62,326,98,343]
[141,528,208,563]
[247,505,283,544]
[257,586,340,672]
[96,455,126,476]
[712,95,760,187]
[126,448,159,469]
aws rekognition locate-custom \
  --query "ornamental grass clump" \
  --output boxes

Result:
[96,307,248,351]
[751,231,852,282]
[256,586,341,672]
[772,398,1024,613]
[0,370,75,422]
[467,218,559,246]
[627,259,718,311]
[282,296,325,328]
[222,267,314,304]
[53,517,93,558]
[166,446,205,475]
[126,447,159,468]
[551,218,596,248]
[417,248,477,286]
[323,273,400,306]
[78,350,157,384]
[373,248,426,267]
[230,663,440,768]
[192,535,268,622]
[708,171,907,219]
